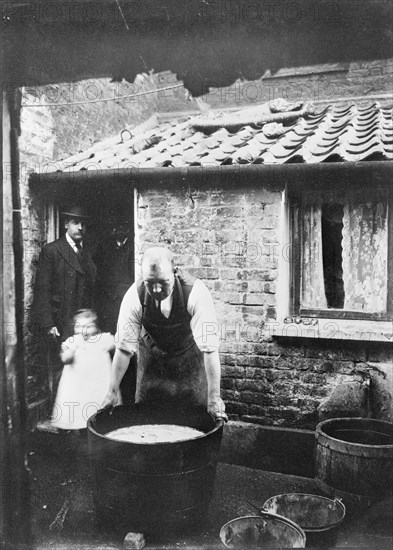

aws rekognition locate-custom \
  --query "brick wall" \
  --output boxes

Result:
[136,182,392,429]
[157,59,393,113]
[155,70,195,113]
[203,58,393,108]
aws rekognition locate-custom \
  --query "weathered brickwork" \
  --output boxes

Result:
[136,183,393,429]
[199,59,393,109]
[22,73,159,165]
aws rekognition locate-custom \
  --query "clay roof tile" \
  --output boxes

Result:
[54,99,393,171]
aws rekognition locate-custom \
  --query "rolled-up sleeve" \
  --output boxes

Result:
[115,283,142,354]
[188,280,220,352]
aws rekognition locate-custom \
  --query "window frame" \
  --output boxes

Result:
[46,202,60,243]
[289,181,393,322]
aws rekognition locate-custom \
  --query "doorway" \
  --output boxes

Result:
[48,182,135,264]
[29,179,136,414]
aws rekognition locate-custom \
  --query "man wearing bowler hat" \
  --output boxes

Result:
[34,205,97,343]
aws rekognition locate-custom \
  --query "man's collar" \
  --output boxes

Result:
[116,236,129,247]
[66,233,82,247]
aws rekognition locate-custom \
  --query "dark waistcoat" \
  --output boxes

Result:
[137,270,196,354]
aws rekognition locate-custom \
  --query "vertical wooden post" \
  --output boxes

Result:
[0,71,6,549]
[1,87,31,545]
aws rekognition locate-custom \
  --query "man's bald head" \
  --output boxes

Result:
[141,247,176,301]
[141,247,174,273]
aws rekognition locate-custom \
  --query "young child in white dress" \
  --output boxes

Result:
[51,309,116,430]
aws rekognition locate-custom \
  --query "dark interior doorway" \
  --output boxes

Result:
[54,182,135,260]
[33,179,137,404]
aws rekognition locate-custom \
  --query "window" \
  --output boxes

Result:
[290,183,392,321]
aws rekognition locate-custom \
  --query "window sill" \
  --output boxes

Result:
[264,318,393,342]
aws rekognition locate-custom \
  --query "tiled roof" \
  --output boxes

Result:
[57,100,393,172]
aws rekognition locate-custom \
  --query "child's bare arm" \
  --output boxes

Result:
[60,341,76,364]
[108,339,116,353]
[104,333,116,353]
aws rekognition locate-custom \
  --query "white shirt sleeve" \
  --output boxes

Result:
[115,283,142,354]
[187,279,220,352]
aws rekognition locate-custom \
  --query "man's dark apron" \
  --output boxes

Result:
[136,272,207,407]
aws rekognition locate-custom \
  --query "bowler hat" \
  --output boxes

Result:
[61,205,90,221]
[109,216,131,227]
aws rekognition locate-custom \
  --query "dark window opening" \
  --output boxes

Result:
[322,204,345,309]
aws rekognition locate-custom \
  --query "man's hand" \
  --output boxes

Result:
[101,348,133,411]
[101,388,120,410]
[208,396,228,422]
[48,326,60,338]
[204,351,227,421]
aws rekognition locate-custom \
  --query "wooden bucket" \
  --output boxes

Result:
[87,403,223,535]
[315,417,393,499]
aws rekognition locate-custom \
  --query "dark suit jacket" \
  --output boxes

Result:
[94,237,134,333]
[33,236,97,339]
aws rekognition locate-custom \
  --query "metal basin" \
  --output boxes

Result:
[220,512,306,548]
[263,493,346,533]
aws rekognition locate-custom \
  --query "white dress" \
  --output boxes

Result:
[51,332,115,430]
